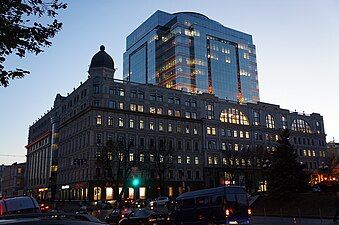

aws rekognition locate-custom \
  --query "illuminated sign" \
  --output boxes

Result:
[61,185,70,190]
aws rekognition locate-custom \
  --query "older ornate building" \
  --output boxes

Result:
[26,45,327,202]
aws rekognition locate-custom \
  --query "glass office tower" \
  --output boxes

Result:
[123,10,260,103]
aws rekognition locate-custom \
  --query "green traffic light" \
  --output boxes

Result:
[132,178,140,187]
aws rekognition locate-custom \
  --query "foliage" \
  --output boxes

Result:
[267,129,310,199]
[0,0,67,87]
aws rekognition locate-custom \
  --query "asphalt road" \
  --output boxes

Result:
[251,216,336,225]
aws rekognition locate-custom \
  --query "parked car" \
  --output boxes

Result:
[119,209,170,225]
[0,196,40,216]
[0,212,103,224]
[40,202,53,213]
[105,207,133,224]
[156,197,169,206]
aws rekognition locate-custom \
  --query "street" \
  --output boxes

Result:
[251,216,336,225]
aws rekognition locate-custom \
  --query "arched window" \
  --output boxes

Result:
[266,114,275,129]
[281,116,287,129]
[291,119,312,133]
[220,108,249,125]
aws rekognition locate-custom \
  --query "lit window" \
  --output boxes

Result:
[168,109,173,116]
[118,118,124,127]
[140,154,144,162]
[149,121,155,130]
[159,123,164,131]
[129,153,134,161]
[118,88,125,96]
[175,110,181,117]
[150,154,154,162]
[130,104,137,111]
[118,102,124,109]
[168,123,173,132]
[192,112,197,119]
[139,120,144,129]
[193,127,198,135]
[222,142,226,150]
[212,127,216,135]
[239,131,244,138]
[96,115,102,125]
[138,105,144,112]
[178,156,182,164]
[208,156,212,165]
[157,108,163,114]
[282,116,288,129]
[185,112,191,118]
[214,157,218,165]
[220,108,249,125]
[108,116,114,126]
[185,125,190,134]
[194,157,199,165]
[266,114,275,129]
[186,156,191,164]
[150,107,156,114]
[234,144,239,151]
[292,119,312,133]
[234,130,238,138]
[254,111,260,125]
[129,119,134,128]
[207,127,211,135]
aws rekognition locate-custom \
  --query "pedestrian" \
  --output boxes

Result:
[334,191,339,223]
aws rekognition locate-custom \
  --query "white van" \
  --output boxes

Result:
[0,196,40,216]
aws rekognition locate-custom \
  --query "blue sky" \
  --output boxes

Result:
[0,0,338,165]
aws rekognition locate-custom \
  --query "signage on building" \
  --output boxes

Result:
[61,185,70,190]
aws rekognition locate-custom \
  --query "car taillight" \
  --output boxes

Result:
[248,208,252,215]
[149,217,157,222]
[225,209,230,217]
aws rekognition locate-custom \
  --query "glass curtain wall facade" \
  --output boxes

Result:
[123,10,260,103]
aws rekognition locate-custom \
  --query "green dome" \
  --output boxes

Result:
[90,45,114,69]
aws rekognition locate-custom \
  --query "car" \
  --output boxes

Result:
[156,197,169,206]
[0,196,40,216]
[0,212,104,224]
[105,207,133,224]
[40,202,53,213]
[118,209,170,225]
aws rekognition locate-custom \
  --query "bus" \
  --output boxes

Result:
[175,186,251,225]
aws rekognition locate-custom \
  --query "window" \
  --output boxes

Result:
[96,133,102,145]
[168,97,174,104]
[192,112,197,119]
[177,125,181,133]
[150,107,156,114]
[266,114,275,129]
[93,100,100,106]
[159,123,164,131]
[168,123,173,132]
[150,154,154,162]
[239,131,244,138]
[292,119,312,133]
[233,130,238,138]
[234,143,239,151]
[149,121,155,130]
[157,95,163,102]
[157,107,163,114]
[208,156,212,165]
[185,112,191,118]
[185,100,190,106]
[138,105,144,112]
[196,171,200,179]
[214,157,218,165]
[245,131,250,139]
[129,119,134,128]
[195,156,199,164]
[220,108,249,125]
[185,125,190,134]
[118,88,125,96]
[282,116,288,129]
[118,118,124,127]
[140,154,144,162]
[96,115,102,125]
[139,120,145,129]
[129,153,134,161]
[94,85,100,94]
[108,116,114,126]
[178,156,182,164]
[175,98,180,105]
[130,91,137,98]
[186,156,191,164]
[118,102,124,109]
[191,101,197,107]
[108,100,115,108]
[168,109,174,116]
[150,94,156,101]
[253,111,260,125]
[130,104,137,111]
[193,126,198,135]
[175,110,181,117]
[138,91,144,99]
[222,142,226,150]
[206,104,214,119]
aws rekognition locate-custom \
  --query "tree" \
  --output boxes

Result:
[147,139,174,197]
[267,129,309,199]
[0,0,67,87]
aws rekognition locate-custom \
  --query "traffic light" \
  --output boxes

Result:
[132,177,140,187]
